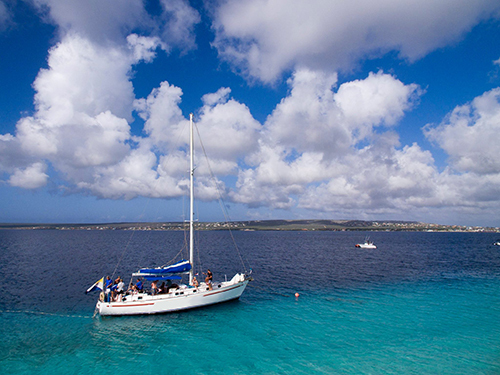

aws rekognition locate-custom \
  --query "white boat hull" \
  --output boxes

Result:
[97,274,250,316]
[355,243,377,249]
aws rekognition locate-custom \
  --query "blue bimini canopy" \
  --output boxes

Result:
[142,275,182,281]
[138,259,192,275]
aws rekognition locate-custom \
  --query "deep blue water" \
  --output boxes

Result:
[0,230,499,374]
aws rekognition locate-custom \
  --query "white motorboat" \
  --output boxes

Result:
[355,238,377,249]
[89,114,252,316]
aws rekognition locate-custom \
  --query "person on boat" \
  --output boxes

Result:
[128,283,138,294]
[116,277,124,292]
[135,278,143,292]
[158,281,166,294]
[151,280,158,295]
[164,279,173,293]
[109,276,122,301]
[191,276,199,288]
[115,277,124,299]
[104,276,113,302]
[105,276,113,290]
[204,269,213,290]
[110,278,122,301]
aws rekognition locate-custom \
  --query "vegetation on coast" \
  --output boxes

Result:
[0,220,498,232]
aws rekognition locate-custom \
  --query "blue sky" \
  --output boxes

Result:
[1,0,500,226]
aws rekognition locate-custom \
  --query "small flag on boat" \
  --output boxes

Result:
[86,277,104,294]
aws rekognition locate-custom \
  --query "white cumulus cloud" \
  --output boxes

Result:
[335,71,422,136]
[33,0,200,52]
[134,81,186,149]
[230,69,423,209]
[127,34,167,63]
[197,87,261,169]
[8,162,49,189]
[33,0,149,44]
[13,34,135,184]
[158,0,201,53]
[424,88,500,175]
[212,0,500,82]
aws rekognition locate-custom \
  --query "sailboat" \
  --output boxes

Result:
[94,114,252,316]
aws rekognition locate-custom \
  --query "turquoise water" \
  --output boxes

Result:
[0,230,499,374]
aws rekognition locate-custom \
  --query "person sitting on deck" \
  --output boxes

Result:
[163,279,173,293]
[128,283,138,294]
[191,276,199,288]
[158,282,166,294]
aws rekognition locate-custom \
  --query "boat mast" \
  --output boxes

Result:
[189,113,194,285]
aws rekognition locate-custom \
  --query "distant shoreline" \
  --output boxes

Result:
[0,220,498,232]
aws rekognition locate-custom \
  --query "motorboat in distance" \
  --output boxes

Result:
[355,238,377,249]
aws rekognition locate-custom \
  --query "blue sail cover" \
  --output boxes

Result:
[138,259,192,275]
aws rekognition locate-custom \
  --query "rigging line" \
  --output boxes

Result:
[111,228,137,281]
[159,198,190,268]
[110,178,158,281]
[195,223,203,276]
[194,122,249,273]
[157,188,191,268]
[160,240,188,268]
[193,190,204,275]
